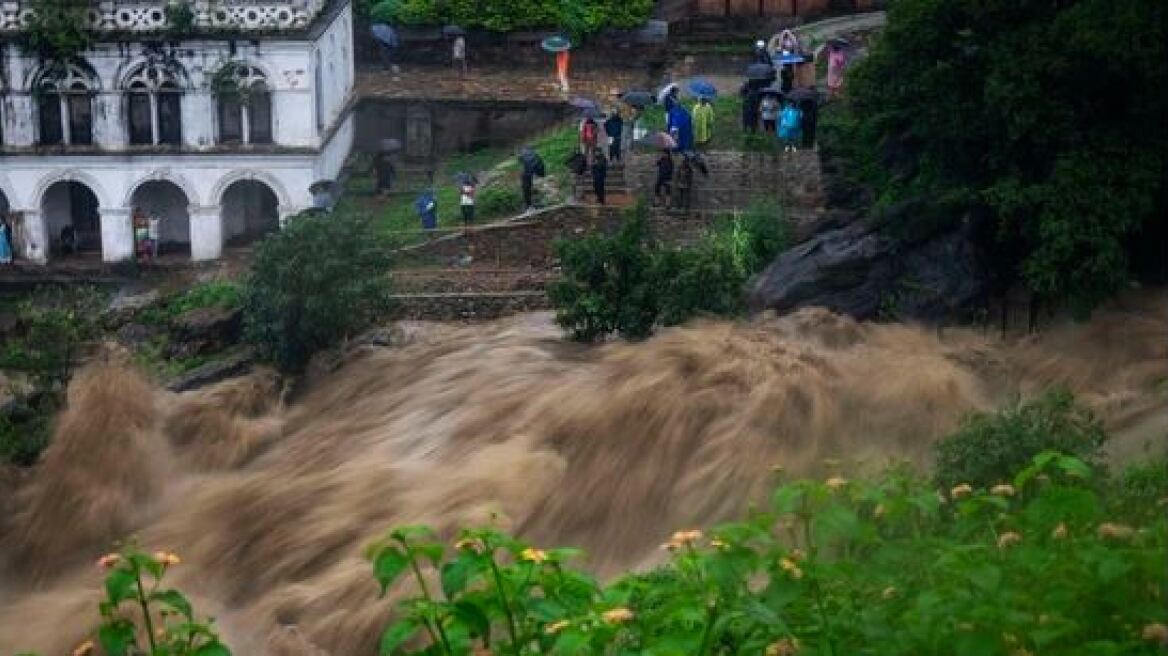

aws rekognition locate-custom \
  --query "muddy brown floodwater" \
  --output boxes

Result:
[1,292,1164,654]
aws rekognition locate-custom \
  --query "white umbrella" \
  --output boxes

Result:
[657,82,679,105]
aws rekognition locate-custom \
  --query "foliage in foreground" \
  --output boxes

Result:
[549,202,791,341]
[368,452,1168,655]
[243,209,396,372]
[934,388,1108,490]
[837,0,1167,313]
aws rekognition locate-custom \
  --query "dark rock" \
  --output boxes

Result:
[751,209,987,322]
[104,287,159,325]
[168,306,243,357]
[0,311,18,340]
[116,322,156,347]
[166,348,255,393]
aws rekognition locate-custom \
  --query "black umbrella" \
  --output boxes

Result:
[568,96,598,110]
[581,106,603,120]
[745,62,775,81]
[442,25,466,37]
[759,84,784,97]
[453,171,478,186]
[620,91,653,108]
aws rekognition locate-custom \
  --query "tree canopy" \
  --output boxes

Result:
[841,0,1166,313]
[368,0,655,35]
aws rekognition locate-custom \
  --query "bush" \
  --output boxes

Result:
[551,202,792,341]
[243,209,396,372]
[476,185,523,220]
[367,0,654,35]
[548,206,658,341]
[368,453,1168,655]
[934,389,1108,489]
[168,280,243,317]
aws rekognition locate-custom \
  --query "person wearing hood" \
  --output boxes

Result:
[415,188,438,233]
[604,110,624,163]
[591,149,608,205]
[666,102,695,153]
[740,82,759,133]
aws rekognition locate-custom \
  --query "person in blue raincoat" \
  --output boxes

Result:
[666,102,695,153]
[778,101,803,152]
[414,189,438,233]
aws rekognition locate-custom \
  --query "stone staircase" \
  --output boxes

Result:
[571,160,636,207]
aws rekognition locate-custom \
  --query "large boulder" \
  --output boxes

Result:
[166,348,256,393]
[750,203,987,322]
[167,306,243,358]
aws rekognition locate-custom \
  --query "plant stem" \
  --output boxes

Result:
[134,570,159,652]
[488,556,522,654]
[697,600,718,655]
[405,549,453,655]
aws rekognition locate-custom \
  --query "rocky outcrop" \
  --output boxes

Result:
[750,202,987,322]
[167,307,243,358]
[166,348,256,393]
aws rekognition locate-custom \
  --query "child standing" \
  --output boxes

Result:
[459,180,476,234]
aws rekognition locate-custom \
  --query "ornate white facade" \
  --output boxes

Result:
[0,0,355,263]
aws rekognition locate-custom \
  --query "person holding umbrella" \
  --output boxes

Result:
[604,109,624,163]
[518,147,545,212]
[542,36,572,93]
[415,187,438,234]
[370,24,400,72]
[591,149,608,205]
[452,34,467,77]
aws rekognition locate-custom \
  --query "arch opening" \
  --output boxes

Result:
[42,181,101,258]
[221,180,279,246]
[129,180,191,257]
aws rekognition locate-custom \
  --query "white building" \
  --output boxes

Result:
[0,0,355,263]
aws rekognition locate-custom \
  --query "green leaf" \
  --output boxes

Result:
[98,619,137,656]
[966,563,1001,592]
[380,619,421,655]
[451,600,491,639]
[373,546,411,596]
[151,589,194,620]
[414,542,445,568]
[192,641,233,656]
[772,486,804,515]
[441,556,474,599]
[104,568,137,605]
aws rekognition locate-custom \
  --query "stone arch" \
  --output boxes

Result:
[115,55,192,91]
[32,169,111,209]
[129,180,192,257]
[211,169,291,208]
[124,170,200,208]
[220,179,280,246]
[41,179,102,257]
[26,58,101,92]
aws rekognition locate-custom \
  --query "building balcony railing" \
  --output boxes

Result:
[0,0,327,34]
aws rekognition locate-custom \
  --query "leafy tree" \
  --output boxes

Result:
[243,210,395,372]
[840,0,1167,313]
[368,0,654,35]
[21,0,90,60]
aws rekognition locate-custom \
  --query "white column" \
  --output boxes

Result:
[15,209,49,264]
[99,208,134,262]
[190,205,223,261]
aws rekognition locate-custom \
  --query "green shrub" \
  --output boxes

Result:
[934,389,1108,489]
[550,201,791,341]
[0,405,52,467]
[476,185,523,220]
[243,209,396,372]
[368,452,1168,655]
[168,280,243,317]
[367,0,654,34]
[548,206,658,341]
[0,287,103,389]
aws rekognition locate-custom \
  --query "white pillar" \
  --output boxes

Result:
[190,204,223,261]
[99,208,134,262]
[15,209,49,264]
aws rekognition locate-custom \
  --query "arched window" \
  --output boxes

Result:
[216,64,272,145]
[37,62,96,146]
[125,60,185,146]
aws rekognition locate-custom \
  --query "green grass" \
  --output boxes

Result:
[335,122,586,245]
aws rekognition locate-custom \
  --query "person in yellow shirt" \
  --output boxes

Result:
[693,97,714,147]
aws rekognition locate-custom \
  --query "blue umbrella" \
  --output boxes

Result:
[685,79,718,99]
[541,35,572,53]
[777,52,806,65]
[370,23,399,49]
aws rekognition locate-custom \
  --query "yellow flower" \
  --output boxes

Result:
[545,620,570,635]
[873,504,886,519]
[881,586,896,600]
[825,476,848,491]
[764,637,800,655]
[154,551,181,566]
[1141,623,1168,644]
[520,548,548,564]
[950,483,973,499]
[96,553,121,569]
[779,558,804,579]
[72,640,95,656]
[662,529,703,551]
[601,607,634,624]
[1097,523,1135,541]
[455,538,484,553]
[1051,522,1068,540]
[997,531,1022,549]
[710,538,728,550]
[771,464,786,474]
[991,484,1015,497]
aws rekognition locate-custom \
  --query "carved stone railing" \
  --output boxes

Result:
[0,0,327,33]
